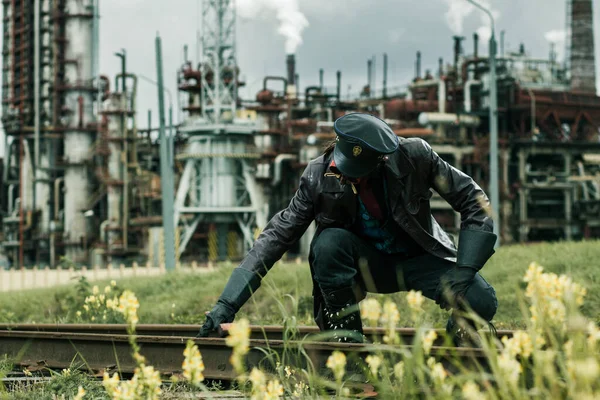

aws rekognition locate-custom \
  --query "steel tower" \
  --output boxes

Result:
[174,0,266,261]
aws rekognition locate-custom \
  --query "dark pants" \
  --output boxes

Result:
[310,228,498,322]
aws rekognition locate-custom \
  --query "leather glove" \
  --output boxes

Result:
[436,266,477,310]
[435,228,497,311]
[196,267,261,337]
[197,301,236,337]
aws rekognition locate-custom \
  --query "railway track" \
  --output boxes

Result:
[0,324,511,382]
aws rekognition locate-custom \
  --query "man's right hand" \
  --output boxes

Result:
[196,302,236,337]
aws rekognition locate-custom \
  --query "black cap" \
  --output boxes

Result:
[333,113,399,178]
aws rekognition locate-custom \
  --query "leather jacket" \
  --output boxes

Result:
[239,137,494,276]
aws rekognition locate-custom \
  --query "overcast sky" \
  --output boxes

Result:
[98,0,599,128]
[2,0,600,136]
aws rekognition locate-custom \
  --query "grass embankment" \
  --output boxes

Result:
[1,240,599,328]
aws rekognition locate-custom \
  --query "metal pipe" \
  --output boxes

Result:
[526,88,536,134]
[438,57,444,77]
[114,49,127,93]
[319,68,324,90]
[418,112,481,127]
[168,106,174,168]
[367,59,372,96]
[54,177,64,223]
[336,71,341,101]
[34,0,40,167]
[438,79,446,113]
[416,51,421,79]
[8,184,15,214]
[99,220,110,246]
[184,44,188,62]
[156,34,176,271]
[262,76,287,93]
[272,154,297,186]
[464,79,481,112]
[383,53,388,98]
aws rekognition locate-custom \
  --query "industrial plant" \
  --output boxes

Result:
[1,0,599,269]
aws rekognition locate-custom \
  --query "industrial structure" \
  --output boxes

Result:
[1,0,599,268]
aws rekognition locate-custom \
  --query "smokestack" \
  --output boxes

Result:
[367,59,373,93]
[319,68,324,90]
[570,0,597,93]
[286,54,296,85]
[453,36,464,71]
[500,30,505,56]
[415,51,421,79]
[336,70,341,101]
[295,73,300,92]
[473,32,479,58]
[383,53,388,98]
[438,57,444,77]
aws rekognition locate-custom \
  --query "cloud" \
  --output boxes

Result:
[388,28,405,44]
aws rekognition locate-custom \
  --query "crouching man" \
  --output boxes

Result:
[197,112,498,344]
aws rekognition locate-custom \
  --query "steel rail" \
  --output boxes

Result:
[0,329,491,381]
[0,323,514,346]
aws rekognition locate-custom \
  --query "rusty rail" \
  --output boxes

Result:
[0,323,513,345]
[0,324,503,381]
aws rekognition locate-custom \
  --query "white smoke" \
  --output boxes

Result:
[544,29,568,61]
[442,0,500,50]
[545,29,567,43]
[442,0,475,34]
[237,0,309,54]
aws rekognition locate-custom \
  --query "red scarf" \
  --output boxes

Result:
[329,160,383,220]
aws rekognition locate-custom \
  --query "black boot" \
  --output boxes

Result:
[446,314,485,348]
[322,286,365,343]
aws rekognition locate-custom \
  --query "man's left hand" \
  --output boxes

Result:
[436,266,477,310]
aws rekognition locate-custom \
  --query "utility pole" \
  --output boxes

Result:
[156,33,177,270]
[466,0,500,247]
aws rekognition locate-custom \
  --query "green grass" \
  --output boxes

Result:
[0,240,599,329]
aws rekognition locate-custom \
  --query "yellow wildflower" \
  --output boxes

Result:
[360,298,381,326]
[380,301,400,344]
[182,340,205,386]
[116,290,140,326]
[226,319,250,373]
[407,290,425,320]
[326,350,346,382]
[61,368,71,376]
[104,285,111,294]
[587,322,600,349]
[284,365,293,378]
[92,285,99,295]
[501,331,534,358]
[569,357,600,383]
[427,357,447,383]
[393,361,404,382]
[73,386,86,400]
[111,280,117,287]
[497,353,522,385]
[249,367,266,388]
[248,368,267,400]
[365,355,382,376]
[264,379,284,400]
[76,311,82,317]
[462,381,485,400]
[422,330,437,355]
[292,381,308,397]
[23,368,32,377]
